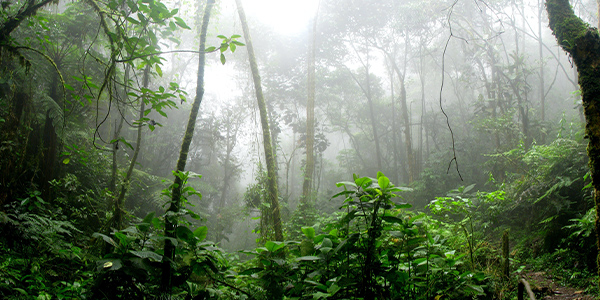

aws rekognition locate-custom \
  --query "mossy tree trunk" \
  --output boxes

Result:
[161,0,215,291]
[546,0,600,288]
[235,0,283,242]
[0,0,54,46]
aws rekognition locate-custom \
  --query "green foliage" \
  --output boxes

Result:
[235,172,489,299]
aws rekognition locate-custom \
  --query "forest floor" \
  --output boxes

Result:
[522,271,595,299]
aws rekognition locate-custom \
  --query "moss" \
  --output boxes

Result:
[546,0,600,288]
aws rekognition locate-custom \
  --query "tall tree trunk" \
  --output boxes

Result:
[365,60,383,171]
[399,76,414,184]
[538,0,546,125]
[235,0,283,242]
[113,65,149,231]
[301,8,318,205]
[216,121,236,243]
[161,0,215,291]
[546,0,600,288]
[383,45,415,184]
[388,63,399,184]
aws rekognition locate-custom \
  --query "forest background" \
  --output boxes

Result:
[0,0,598,299]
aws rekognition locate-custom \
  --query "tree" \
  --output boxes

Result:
[301,6,319,206]
[546,0,600,287]
[235,0,283,242]
[161,0,215,290]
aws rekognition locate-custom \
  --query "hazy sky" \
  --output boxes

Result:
[241,0,320,35]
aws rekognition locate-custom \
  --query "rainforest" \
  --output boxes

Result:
[1,0,599,299]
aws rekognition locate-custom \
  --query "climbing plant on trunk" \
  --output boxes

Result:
[235,0,283,242]
[546,0,600,288]
[161,0,215,291]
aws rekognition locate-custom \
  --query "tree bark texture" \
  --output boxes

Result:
[546,0,600,288]
[161,0,215,291]
[235,0,283,242]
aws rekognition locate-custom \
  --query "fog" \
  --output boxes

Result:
[21,0,596,251]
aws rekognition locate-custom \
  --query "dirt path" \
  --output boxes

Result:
[521,271,595,300]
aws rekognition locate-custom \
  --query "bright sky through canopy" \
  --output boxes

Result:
[241,0,320,35]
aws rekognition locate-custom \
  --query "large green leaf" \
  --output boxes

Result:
[377,173,390,190]
[176,226,195,244]
[193,226,208,242]
[130,250,162,262]
[137,212,155,233]
[265,241,285,252]
[354,177,372,188]
[92,232,118,248]
[301,226,316,239]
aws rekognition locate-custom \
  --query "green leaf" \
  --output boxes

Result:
[130,250,162,262]
[296,256,320,261]
[120,138,134,150]
[382,216,403,224]
[193,226,208,242]
[114,232,130,247]
[239,267,263,275]
[464,284,485,294]
[174,17,190,29]
[301,226,316,239]
[378,173,390,190]
[176,226,195,244]
[220,53,226,65]
[92,232,118,248]
[97,259,122,271]
[354,177,372,188]
[230,43,237,53]
[137,212,155,232]
[335,181,357,189]
[62,158,70,165]
[231,40,245,46]
[14,288,28,295]
[265,241,285,252]
[231,34,241,39]
[205,46,216,52]
[395,203,412,209]
[155,65,162,77]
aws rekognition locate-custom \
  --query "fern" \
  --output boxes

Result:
[5,211,81,251]
[33,90,65,137]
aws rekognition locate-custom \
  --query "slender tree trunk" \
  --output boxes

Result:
[388,63,399,184]
[161,0,214,291]
[546,0,600,288]
[216,123,235,242]
[235,0,283,242]
[113,65,148,231]
[365,60,383,171]
[399,77,414,184]
[384,46,414,184]
[301,8,318,205]
[538,0,546,125]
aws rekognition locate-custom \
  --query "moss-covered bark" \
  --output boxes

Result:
[161,0,215,291]
[546,0,600,288]
[235,0,283,242]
